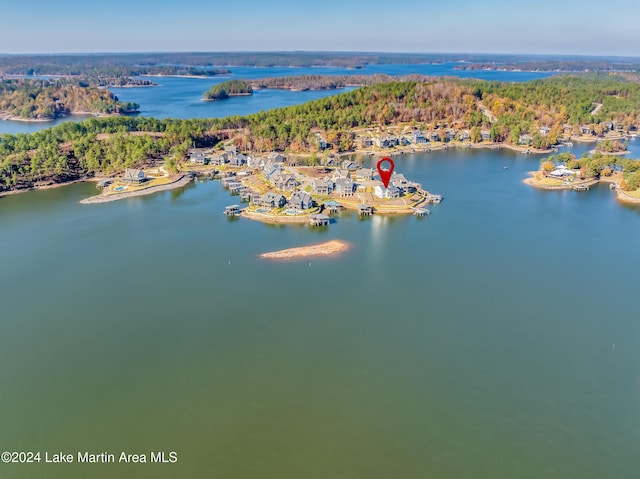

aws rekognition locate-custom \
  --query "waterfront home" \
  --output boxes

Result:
[518,134,533,146]
[268,152,286,164]
[247,156,265,169]
[446,129,456,141]
[411,130,428,144]
[224,145,238,156]
[258,192,287,209]
[334,178,355,197]
[458,130,471,141]
[211,153,229,166]
[229,154,247,167]
[430,132,441,142]
[273,173,297,191]
[289,191,313,210]
[263,161,281,180]
[312,178,333,195]
[374,185,401,199]
[390,173,416,194]
[123,168,145,183]
[355,168,375,180]
[189,151,210,165]
[341,160,357,170]
[481,130,491,141]
[540,126,551,136]
[605,121,614,131]
[580,125,592,135]
[550,165,579,178]
[563,123,574,133]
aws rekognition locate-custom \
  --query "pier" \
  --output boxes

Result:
[427,193,442,203]
[358,204,374,216]
[413,207,430,217]
[309,214,330,227]
[571,184,590,192]
[224,205,241,216]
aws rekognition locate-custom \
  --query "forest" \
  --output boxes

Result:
[0,78,139,119]
[203,80,253,100]
[2,75,640,192]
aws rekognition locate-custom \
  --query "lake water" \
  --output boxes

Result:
[0,63,552,135]
[1,142,639,478]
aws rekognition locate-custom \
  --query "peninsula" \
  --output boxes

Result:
[0,78,139,121]
[2,76,640,202]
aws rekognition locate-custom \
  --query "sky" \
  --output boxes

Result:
[2,0,640,57]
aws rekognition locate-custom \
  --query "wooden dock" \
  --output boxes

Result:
[413,207,430,217]
[572,184,590,192]
[358,204,374,216]
[309,214,330,227]
[224,205,241,216]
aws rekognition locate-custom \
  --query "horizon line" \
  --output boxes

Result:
[1,50,640,61]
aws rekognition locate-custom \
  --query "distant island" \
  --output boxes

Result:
[0,78,139,121]
[258,240,349,259]
[250,74,437,91]
[203,80,253,100]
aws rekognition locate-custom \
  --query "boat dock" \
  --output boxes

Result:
[413,207,430,217]
[358,204,374,216]
[309,214,330,227]
[224,205,242,216]
[572,184,590,192]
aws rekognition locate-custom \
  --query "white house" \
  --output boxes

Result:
[374,185,401,199]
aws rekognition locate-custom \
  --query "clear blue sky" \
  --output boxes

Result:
[3,0,639,56]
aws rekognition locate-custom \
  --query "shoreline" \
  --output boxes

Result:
[0,111,132,123]
[79,175,192,204]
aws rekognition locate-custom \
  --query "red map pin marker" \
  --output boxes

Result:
[377,157,395,188]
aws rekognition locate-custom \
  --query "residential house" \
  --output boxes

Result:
[211,153,229,166]
[390,173,416,194]
[430,132,441,142]
[247,156,265,169]
[518,134,533,146]
[268,152,286,164]
[331,169,350,181]
[229,153,247,167]
[458,130,471,142]
[189,151,210,165]
[360,136,374,148]
[480,130,491,141]
[580,125,592,135]
[273,173,297,191]
[411,130,428,144]
[539,126,551,136]
[289,191,313,210]
[123,168,145,183]
[259,192,287,209]
[445,129,456,142]
[374,185,401,199]
[224,145,237,156]
[263,161,281,180]
[355,168,375,180]
[312,178,333,195]
[341,159,357,170]
[334,178,355,197]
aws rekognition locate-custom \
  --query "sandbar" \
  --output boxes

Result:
[258,240,349,260]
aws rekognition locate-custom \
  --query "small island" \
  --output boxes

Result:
[258,240,349,259]
[203,80,253,101]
